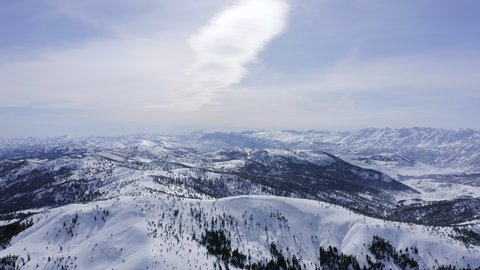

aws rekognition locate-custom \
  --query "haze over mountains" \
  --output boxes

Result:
[0,127,479,269]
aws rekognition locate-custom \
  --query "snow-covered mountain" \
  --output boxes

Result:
[1,194,479,270]
[1,128,480,269]
[210,128,480,173]
[0,145,418,222]
[196,128,480,201]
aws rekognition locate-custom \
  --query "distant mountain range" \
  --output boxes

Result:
[200,128,480,172]
[3,127,479,171]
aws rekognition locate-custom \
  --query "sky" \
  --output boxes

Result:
[1,0,479,136]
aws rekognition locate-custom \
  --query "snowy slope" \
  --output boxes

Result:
[1,194,479,270]
[399,177,480,201]
[1,144,426,225]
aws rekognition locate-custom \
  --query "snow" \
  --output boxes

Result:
[1,194,478,269]
[2,129,480,269]
[399,178,480,201]
[246,128,480,172]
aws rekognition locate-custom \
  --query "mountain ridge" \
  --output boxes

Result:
[1,128,480,269]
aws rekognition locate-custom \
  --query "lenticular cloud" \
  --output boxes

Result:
[176,0,289,109]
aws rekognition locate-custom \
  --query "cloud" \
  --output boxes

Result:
[169,0,290,110]
[0,35,191,109]
[249,52,480,97]
[310,54,480,94]
[3,0,479,136]
[0,1,237,110]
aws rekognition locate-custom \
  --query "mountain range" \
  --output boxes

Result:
[1,128,479,269]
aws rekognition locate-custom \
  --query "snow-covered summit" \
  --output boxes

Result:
[1,193,479,269]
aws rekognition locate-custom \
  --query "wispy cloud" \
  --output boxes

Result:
[170,0,290,110]
[254,52,480,96]
[310,54,480,94]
